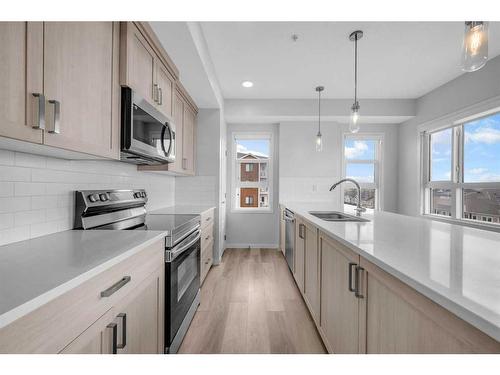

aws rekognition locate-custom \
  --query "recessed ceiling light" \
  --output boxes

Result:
[242,81,254,88]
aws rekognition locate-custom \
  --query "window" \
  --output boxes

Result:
[422,111,500,226]
[232,133,273,212]
[343,135,383,211]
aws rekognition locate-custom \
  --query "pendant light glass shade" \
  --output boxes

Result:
[349,102,360,133]
[315,86,324,152]
[316,131,323,152]
[462,21,488,72]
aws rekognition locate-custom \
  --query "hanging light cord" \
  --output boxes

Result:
[354,35,358,105]
[318,89,321,133]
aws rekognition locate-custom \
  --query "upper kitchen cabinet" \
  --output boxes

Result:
[43,22,120,159]
[0,22,43,144]
[180,83,197,176]
[120,22,177,119]
[0,22,120,159]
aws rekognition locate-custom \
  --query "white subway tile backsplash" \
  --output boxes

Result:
[0,150,176,246]
[0,166,31,182]
[0,213,14,230]
[0,182,14,197]
[15,182,47,196]
[0,197,31,214]
[14,209,46,226]
[15,152,47,168]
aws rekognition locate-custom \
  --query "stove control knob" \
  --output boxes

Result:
[99,193,108,202]
[134,192,140,199]
[142,192,147,198]
[88,194,98,202]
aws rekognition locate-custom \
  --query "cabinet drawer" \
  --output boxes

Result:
[201,222,214,249]
[201,240,214,284]
[200,209,215,229]
[0,239,163,354]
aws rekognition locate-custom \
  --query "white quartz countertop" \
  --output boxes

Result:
[0,230,167,329]
[150,204,216,215]
[282,202,500,342]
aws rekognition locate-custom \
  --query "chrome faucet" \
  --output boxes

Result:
[329,178,366,217]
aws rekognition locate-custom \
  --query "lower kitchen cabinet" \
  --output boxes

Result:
[303,220,320,324]
[0,239,164,354]
[319,231,362,354]
[200,208,215,285]
[359,257,500,354]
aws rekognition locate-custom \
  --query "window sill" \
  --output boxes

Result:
[420,213,500,233]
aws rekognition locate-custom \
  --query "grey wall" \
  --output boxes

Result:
[279,122,399,213]
[397,55,500,216]
[225,123,279,248]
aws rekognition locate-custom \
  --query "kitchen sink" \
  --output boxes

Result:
[308,211,370,222]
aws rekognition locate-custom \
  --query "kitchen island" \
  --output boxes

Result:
[281,202,500,353]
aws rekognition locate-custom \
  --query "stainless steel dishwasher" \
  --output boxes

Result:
[284,209,295,271]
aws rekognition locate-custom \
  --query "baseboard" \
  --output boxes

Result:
[225,243,279,249]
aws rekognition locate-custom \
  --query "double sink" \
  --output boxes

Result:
[309,211,369,222]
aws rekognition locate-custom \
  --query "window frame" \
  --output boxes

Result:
[342,133,384,211]
[421,108,500,230]
[231,132,273,214]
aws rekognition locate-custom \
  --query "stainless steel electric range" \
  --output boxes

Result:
[74,189,200,354]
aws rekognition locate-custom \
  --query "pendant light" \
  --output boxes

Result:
[462,21,489,72]
[349,30,363,133]
[315,86,324,152]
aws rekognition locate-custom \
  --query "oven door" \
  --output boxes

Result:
[165,229,200,345]
[121,87,176,163]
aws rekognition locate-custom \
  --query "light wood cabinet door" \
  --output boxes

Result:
[43,22,119,159]
[155,61,174,117]
[0,22,43,143]
[113,266,164,354]
[319,233,360,353]
[294,218,305,293]
[122,23,156,104]
[60,309,116,354]
[167,91,185,173]
[360,258,500,354]
[182,104,196,175]
[303,221,320,324]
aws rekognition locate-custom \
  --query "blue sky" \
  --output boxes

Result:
[344,140,376,182]
[431,113,500,182]
[236,139,270,157]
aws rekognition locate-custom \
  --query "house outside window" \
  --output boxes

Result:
[232,133,273,212]
[422,110,500,227]
[343,134,383,211]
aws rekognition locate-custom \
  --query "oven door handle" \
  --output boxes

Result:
[169,230,201,261]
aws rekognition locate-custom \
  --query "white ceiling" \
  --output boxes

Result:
[200,22,500,100]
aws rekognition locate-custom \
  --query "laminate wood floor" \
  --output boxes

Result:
[178,248,326,354]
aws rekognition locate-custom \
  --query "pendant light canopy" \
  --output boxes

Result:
[315,86,324,152]
[349,30,363,134]
[462,21,489,72]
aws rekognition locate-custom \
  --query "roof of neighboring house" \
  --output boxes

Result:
[237,152,269,160]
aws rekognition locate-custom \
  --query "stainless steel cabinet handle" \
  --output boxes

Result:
[299,223,305,239]
[32,93,45,130]
[158,87,163,105]
[182,158,187,170]
[348,262,357,293]
[47,100,60,134]
[107,322,118,354]
[205,236,209,241]
[100,276,131,297]
[153,84,159,103]
[117,313,127,349]
[355,266,364,299]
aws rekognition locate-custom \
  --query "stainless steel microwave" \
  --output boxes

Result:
[120,87,176,165]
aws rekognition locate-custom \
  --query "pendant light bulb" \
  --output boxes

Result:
[462,21,488,72]
[349,102,360,133]
[315,85,324,152]
[316,131,323,152]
